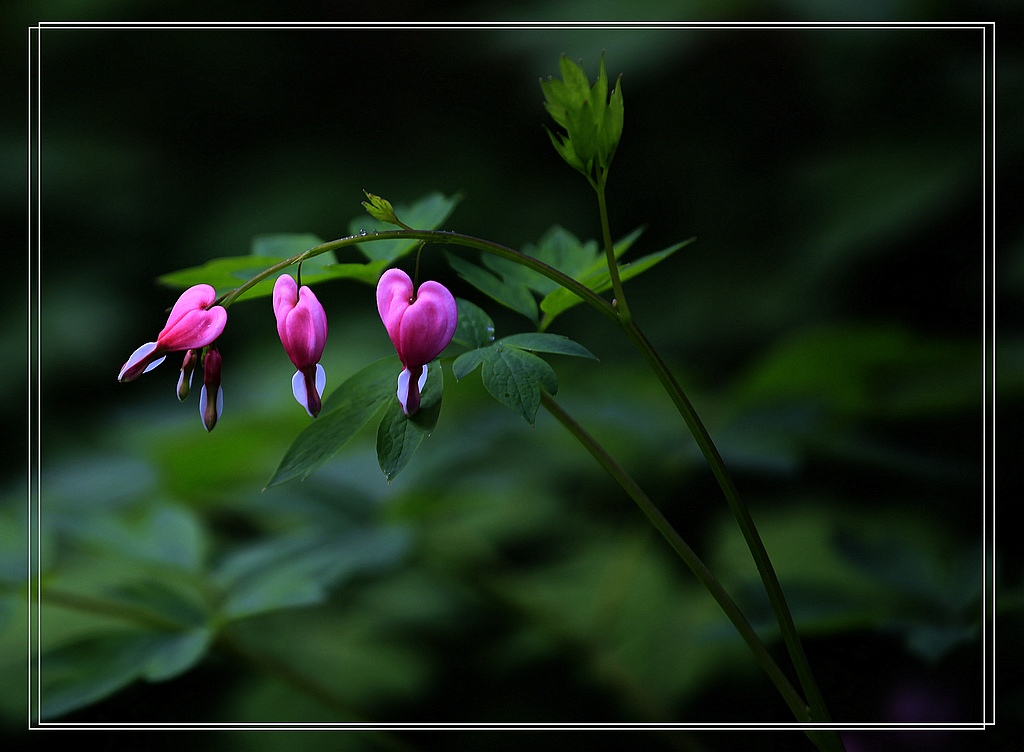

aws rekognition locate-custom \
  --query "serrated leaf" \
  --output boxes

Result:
[481,345,558,425]
[446,253,539,323]
[376,363,444,481]
[499,333,598,360]
[266,357,399,487]
[452,298,496,349]
[352,192,460,263]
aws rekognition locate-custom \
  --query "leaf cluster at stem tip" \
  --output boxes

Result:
[540,53,624,185]
[361,190,405,228]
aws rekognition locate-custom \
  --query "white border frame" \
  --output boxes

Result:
[25,19,998,736]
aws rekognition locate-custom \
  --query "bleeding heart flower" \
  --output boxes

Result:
[273,274,328,418]
[118,284,227,383]
[198,348,223,432]
[376,268,457,415]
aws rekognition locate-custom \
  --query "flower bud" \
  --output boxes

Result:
[177,349,199,401]
[198,349,223,432]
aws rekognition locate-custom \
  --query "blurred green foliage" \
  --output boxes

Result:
[4,4,1022,751]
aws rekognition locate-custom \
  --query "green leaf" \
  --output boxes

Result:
[68,503,206,572]
[214,527,410,621]
[319,258,392,285]
[540,238,694,325]
[446,252,539,323]
[541,55,623,177]
[590,54,609,127]
[158,255,287,298]
[158,255,385,300]
[105,579,210,629]
[156,232,384,301]
[452,347,489,381]
[558,54,591,105]
[567,98,598,166]
[352,192,460,263]
[40,628,212,719]
[452,298,496,349]
[545,126,586,173]
[498,333,598,360]
[250,233,326,258]
[602,75,625,163]
[486,225,601,296]
[481,344,558,425]
[140,628,213,681]
[376,362,444,481]
[266,357,399,487]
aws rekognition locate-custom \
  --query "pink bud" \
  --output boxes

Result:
[376,268,457,415]
[273,274,328,418]
[198,348,223,432]
[118,284,227,382]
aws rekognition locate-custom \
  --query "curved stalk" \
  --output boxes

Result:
[620,319,836,728]
[219,230,619,326]
[589,185,836,734]
[539,392,810,721]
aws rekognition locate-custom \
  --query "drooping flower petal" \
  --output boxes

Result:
[118,342,166,382]
[396,365,429,416]
[291,363,327,418]
[118,284,227,383]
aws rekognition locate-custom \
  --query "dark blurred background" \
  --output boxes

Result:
[3,2,1022,751]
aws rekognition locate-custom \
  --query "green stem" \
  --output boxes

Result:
[620,322,839,734]
[539,391,811,723]
[595,175,631,323]
[590,180,835,735]
[219,230,619,326]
